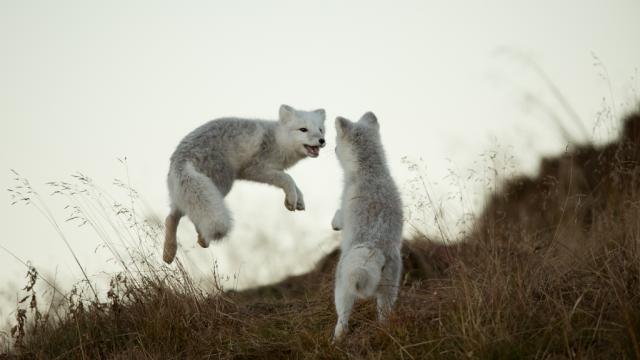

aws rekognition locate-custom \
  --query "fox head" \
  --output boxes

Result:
[334,112,383,174]
[278,104,326,158]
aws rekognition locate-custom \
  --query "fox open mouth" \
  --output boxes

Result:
[304,145,320,157]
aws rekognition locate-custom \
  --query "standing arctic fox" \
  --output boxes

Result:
[331,112,403,340]
[163,105,326,264]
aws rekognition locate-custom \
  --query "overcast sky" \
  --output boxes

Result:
[1,0,639,324]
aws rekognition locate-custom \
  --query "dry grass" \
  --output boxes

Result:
[2,108,640,359]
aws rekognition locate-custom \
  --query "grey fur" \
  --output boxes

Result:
[331,112,403,340]
[163,105,326,264]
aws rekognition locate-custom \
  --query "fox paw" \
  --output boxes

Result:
[197,232,209,248]
[197,233,225,248]
[331,210,343,231]
[284,194,298,211]
[196,217,230,247]
[295,194,305,211]
[163,241,177,264]
[332,323,347,343]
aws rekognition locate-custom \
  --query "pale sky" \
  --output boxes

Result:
[1,0,639,324]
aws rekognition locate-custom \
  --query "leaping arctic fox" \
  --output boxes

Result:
[331,112,403,340]
[163,105,326,264]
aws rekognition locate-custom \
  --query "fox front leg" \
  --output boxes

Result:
[331,209,343,231]
[294,185,305,211]
[277,174,300,211]
[267,172,299,211]
[240,167,300,211]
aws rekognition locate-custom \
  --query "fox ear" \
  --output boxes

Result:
[279,104,294,123]
[313,109,326,122]
[335,116,352,136]
[358,111,379,130]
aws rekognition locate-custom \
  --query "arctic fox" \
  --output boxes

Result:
[163,105,326,264]
[331,112,403,340]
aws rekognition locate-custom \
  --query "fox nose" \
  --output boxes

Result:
[319,138,325,146]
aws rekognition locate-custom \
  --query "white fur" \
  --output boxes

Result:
[168,162,231,248]
[340,245,385,298]
[162,105,326,264]
[331,113,403,341]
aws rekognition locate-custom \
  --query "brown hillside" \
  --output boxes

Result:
[6,107,640,359]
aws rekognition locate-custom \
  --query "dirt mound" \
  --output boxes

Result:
[476,108,640,263]
[231,240,465,301]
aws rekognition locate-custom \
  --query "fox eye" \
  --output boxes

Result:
[299,128,308,132]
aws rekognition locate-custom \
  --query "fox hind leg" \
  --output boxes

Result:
[163,207,183,264]
[376,250,402,322]
[333,269,356,341]
[176,162,232,248]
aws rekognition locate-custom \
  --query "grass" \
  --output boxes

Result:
[2,107,640,359]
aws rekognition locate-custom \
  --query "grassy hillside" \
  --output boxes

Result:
[3,108,640,359]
